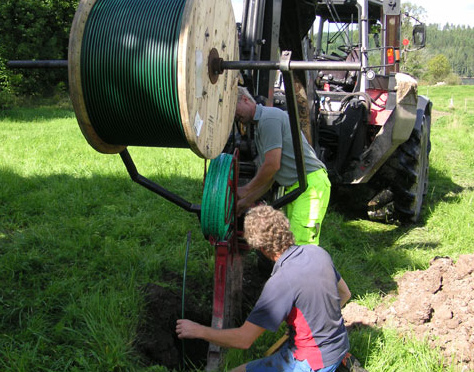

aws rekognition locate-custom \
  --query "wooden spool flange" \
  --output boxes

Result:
[68,0,239,159]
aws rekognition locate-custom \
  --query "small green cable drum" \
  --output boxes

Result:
[201,153,235,241]
[68,0,239,158]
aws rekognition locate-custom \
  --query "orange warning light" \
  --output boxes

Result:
[387,47,395,64]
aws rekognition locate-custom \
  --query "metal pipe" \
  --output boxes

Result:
[220,60,361,71]
[7,60,68,68]
[357,0,369,91]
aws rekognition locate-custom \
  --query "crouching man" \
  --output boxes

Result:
[176,205,351,372]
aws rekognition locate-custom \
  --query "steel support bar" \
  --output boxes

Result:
[272,51,307,209]
[8,58,361,73]
[7,60,68,68]
[220,60,360,71]
[119,149,201,216]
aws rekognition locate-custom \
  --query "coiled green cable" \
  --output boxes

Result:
[201,153,235,241]
[81,0,187,148]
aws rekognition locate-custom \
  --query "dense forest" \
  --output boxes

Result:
[426,23,474,78]
[0,0,473,107]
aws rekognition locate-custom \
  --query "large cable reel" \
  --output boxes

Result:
[68,0,239,159]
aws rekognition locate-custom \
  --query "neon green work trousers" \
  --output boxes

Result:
[284,168,331,246]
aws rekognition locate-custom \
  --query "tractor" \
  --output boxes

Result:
[233,0,432,223]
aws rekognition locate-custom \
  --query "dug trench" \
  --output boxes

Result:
[134,253,268,370]
[135,254,474,371]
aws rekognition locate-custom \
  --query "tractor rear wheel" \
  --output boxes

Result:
[392,115,431,223]
[369,114,431,223]
[367,115,431,223]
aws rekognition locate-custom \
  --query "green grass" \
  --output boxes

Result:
[1,86,473,371]
[0,102,213,371]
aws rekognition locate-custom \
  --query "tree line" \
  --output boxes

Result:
[0,0,473,107]
[426,23,474,78]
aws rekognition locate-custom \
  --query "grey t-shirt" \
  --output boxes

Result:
[253,104,326,187]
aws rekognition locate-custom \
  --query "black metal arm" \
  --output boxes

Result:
[119,149,201,216]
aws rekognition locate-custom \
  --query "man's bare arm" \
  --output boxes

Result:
[176,320,265,350]
[337,277,351,308]
[237,148,281,214]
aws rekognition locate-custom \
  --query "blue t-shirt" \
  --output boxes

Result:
[246,245,349,369]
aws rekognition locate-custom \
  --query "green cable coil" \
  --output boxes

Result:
[69,0,239,158]
[201,153,235,241]
[81,0,187,148]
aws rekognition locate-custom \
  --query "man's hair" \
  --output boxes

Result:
[244,205,295,256]
[237,86,256,104]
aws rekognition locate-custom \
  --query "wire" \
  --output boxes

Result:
[181,230,192,367]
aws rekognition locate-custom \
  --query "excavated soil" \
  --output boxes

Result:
[134,256,268,370]
[342,254,474,371]
[134,282,211,369]
[136,254,474,371]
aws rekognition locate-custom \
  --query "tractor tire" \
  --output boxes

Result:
[369,114,431,223]
[392,114,431,222]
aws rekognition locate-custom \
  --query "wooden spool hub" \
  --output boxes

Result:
[68,0,239,159]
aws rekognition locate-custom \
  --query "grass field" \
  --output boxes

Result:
[1,85,473,371]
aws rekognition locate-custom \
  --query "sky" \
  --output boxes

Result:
[414,0,474,27]
[230,0,474,27]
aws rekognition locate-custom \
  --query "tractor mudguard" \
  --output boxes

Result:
[391,73,418,145]
[415,95,433,132]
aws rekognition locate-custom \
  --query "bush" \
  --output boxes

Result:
[0,56,14,109]
[445,73,461,85]
[0,0,78,96]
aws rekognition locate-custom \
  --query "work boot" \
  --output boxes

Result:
[336,352,369,372]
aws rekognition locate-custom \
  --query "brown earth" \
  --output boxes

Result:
[134,255,268,370]
[134,277,212,369]
[342,254,474,371]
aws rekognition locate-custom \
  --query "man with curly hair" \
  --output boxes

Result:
[176,205,351,372]
[235,86,331,246]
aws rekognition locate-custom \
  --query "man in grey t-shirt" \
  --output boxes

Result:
[235,87,331,245]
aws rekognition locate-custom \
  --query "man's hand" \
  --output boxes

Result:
[235,148,281,216]
[237,186,253,216]
[176,319,202,339]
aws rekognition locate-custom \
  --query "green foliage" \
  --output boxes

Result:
[0,0,79,96]
[444,73,462,85]
[361,329,457,372]
[425,23,474,78]
[399,3,474,81]
[0,46,15,108]
[425,54,452,83]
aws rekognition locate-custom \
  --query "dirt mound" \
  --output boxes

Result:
[342,254,474,370]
